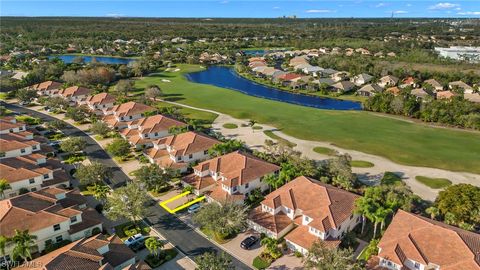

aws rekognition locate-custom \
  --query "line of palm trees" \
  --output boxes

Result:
[0,230,37,268]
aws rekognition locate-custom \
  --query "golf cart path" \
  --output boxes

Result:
[164,100,480,201]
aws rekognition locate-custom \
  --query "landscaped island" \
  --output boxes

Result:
[134,64,480,174]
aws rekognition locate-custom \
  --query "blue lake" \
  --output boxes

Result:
[49,55,137,65]
[186,66,362,111]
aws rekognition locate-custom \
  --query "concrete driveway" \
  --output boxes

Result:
[221,230,262,267]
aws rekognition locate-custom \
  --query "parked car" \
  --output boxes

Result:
[124,233,145,247]
[187,203,201,214]
[240,235,259,250]
[129,238,146,252]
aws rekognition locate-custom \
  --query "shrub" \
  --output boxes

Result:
[95,204,104,213]
[92,227,102,235]
[145,248,178,268]
[43,240,72,254]
[253,256,271,270]
[294,251,303,258]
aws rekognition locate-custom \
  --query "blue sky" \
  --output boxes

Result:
[1,1,480,18]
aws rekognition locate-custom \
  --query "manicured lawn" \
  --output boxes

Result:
[253,256,271,270]
[313,146,337,156]
[263,130,297,148]
[223,123,238,129]
[350,160,375,168]
[415,176,452,189]
[135,64,480,174]
[153,101,218,127]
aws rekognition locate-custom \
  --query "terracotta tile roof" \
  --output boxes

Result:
[14,234,137,270]
[437,90,456,99]
[110,102,155,118]
[385,86,401,95]
[131,114,186,134]
[465,93,480,103]
[154,131,219,157]
[193,151,280,188]
[449,80,473,90]
[0,162,51,183]
[206,183,245,203]
[182,173,216,190]
[0,137,34,152]
[31,81,62,91]
[249,206,292,233]
[0,187,90,237]
[279,73,303,81]
[284,225,340,251]
[59,86,92,97]
[377,210,480,270]
[86,92,116,105]
[261,176,359,232]
[0,119,25,131]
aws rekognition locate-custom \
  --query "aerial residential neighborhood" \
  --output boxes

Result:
[0,2,480,270]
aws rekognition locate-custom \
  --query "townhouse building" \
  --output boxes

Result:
[102,101,155,130]
[0,187,103,258]
[182,151,280,204]
[120,114,186,148]
[249,176,361,254]
[375,210,480,270]
[144,131,219,173]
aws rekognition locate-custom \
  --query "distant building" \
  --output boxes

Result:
[434,46,480,63]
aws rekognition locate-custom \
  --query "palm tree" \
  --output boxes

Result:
[0,235,10,270]
[426,206,440,220]
[11,230,37,262]
[0,179,11,199]
[248,119,257,132]
[375,207,392,233]
[92,183,110,205]
[260,237,279,257]
[263,174,282,192]
[145,237,164,258]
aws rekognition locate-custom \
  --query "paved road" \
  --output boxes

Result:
[6,103,251,270]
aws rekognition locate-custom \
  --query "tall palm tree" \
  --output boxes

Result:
[263,174,282,192]
[11,230,37,262]
[0,179,11,199]
[92,183,110,205]
[145,237,164,258]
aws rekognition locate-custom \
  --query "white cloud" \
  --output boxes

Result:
[393,10,408,14]
[429,3,460,10]
[457,11,480,15]
[219,0,229,4]
[273,6,280,9]
[305,9,334,13]
[455,7,462,10]
[106,13,124,17]
[406,3,412,7]
[375,2,387,8]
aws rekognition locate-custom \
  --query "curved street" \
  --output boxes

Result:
[5,103,252,270]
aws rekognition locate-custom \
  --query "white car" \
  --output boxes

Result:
[124,233,145,247]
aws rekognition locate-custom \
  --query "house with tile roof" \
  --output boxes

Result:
[385,86,401,96]
[0,187,103,257]
[399,77,418,89]
[449,81,474,94]
[357,84,384,97]
[58,86,92,103]
[423,79,444,92]
[410,88,431,101]
[0,133,41,159]
[182,151,280,204]
[378,75,399,88]
[374,210,480,270]
[436,90,456,100]
[0,149,69,199]
[30,81,63,96]
[248,176,360,254]
[465,93,480,103]
[352,73,374,86]
[330,81,356,93]
[0,116,27,134]
[119,114,186,148]
[144,131,219,173]
[85,93,116,115]
[13,234,150,270]
[102,102,155,130]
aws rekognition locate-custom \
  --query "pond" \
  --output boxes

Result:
[49,55,137,65]
[185,66,362,111]
[242,48,287,56]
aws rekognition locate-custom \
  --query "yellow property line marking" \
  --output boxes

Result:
[159,191,205,214]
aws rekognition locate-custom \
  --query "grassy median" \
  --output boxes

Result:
[134,64,480,174]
